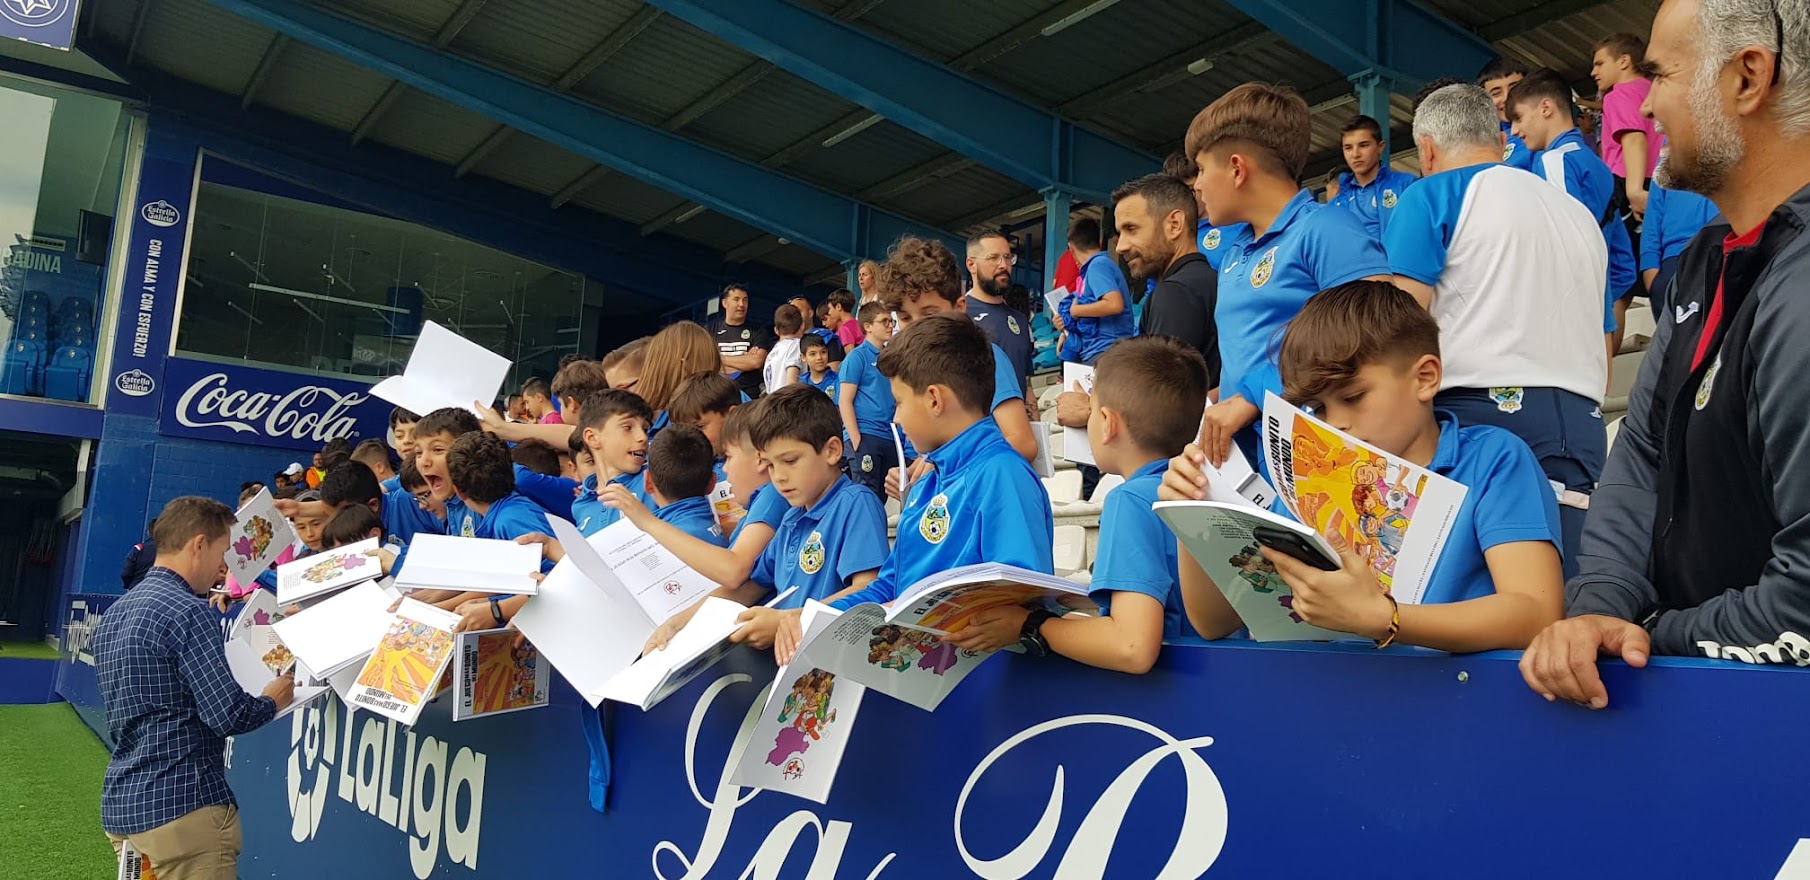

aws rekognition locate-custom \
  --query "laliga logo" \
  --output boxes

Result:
[285,698,487,879]
[176,372,366,443]
[114,369,155,398]
[140,199,180,228]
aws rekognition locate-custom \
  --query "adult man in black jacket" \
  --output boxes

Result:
[1522,0,1810,708]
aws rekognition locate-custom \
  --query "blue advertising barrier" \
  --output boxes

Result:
[57,593,119,748]
[96,638,1796,879]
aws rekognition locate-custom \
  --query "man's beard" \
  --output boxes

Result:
[1655,62,1745,195]
[1125,241,1175,285]
[978,272,1013,299]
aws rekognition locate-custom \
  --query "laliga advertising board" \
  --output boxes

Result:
[157,357,391,451]
[219,640,1810,879]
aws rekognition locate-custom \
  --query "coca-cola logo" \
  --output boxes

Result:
[175,372,366,443]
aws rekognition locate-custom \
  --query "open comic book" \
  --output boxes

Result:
[1260,393,1467,605]
[785,563,1088,711]
[452,628,550,721]
[729,602,866,805]
[348,599,461,726]
[222,623,327,720]
[271,579,402,680]
[223,487,297,589]
[1153,501,1346,642]
[275,537,382,605]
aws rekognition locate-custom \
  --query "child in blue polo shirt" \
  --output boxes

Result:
[798,336,839,400]
[569,389,653,536]
[809,313,1054,661]
[668,371,743,486]
[947,336,1211,669]
[435,430,556,624]
[1327,114,1418,243]
[1056,217,1137,365]
[1184,82,1390,471]
[1639,182,1719,310]
[381,406,419,494]
[839,300,899,498]
[1162,282,1563,651]
[1479,60,1537,171]
[642,424,729,548]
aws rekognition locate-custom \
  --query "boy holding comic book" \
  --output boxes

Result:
[1160,281,1563,652]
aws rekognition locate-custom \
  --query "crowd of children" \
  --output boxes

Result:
[173,27,1776,713]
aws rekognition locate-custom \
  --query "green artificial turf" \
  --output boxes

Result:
[0,640,61,660]
[0,704,115,880]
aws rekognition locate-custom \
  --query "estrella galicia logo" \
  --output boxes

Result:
[114,369,155,397]
[140,199,181,228]
[0,0,72,29]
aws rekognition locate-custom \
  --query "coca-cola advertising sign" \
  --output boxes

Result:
[158,357,390,451]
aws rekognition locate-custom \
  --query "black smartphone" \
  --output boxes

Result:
[1252,524,1340,572]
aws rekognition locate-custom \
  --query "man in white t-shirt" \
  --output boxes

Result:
[1384,82,1609,577]
[762,303,808,394]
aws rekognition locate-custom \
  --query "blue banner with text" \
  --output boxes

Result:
[105,148,194,418]
[157,356,390,452]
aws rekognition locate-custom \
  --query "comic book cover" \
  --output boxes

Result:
[803,603,990,711]
[1260,393,1467,605]
[1153,501,1347,642]
[223,488,297,589]
[452,628,550,721]
[227,589,286,643]
[348,599,460,726]
[729,603,865,804]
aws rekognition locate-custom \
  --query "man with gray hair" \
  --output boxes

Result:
[1383,82,1609,577]
[1522,0,1810,708]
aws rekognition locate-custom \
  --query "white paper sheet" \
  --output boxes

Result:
[227,588,285,644]
[271,579,402,677]
[509,558,655,707]
[223,634,328,719]
[368,320,511,418]
[585,519,719,624]
[1061,362,1096,466]
[597,597,747,711]
[1030,422,1055,479]
[395,534,542,595]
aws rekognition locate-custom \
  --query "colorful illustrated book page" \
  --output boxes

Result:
[1153,501,1346,642]
[348,599,460,726]
[224,487,297,588]
[1259,393,1467,605]
[453,628,550,721]
[730,602,866,805]
[275,537,381,605]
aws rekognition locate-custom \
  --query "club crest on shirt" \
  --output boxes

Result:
[799,531,825,574]
[1249,247,1278,289]
[740,329,750,340]
[1696,354,1721,410]
[1490,386,1524,414]
[860,454,874,473]
[1203,228,1222,250]
[1007,315,1021,335]
[1382,189,1398,209]
[1503,143,1515,162]
[919,493,951,544]
[460,515,476,538]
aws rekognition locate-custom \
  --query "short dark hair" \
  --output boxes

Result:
[749,383,843,452]
[1162,151,1198,181]
[567,426,587,458]
[1594,33,1646,65]
[1111,174,1198,232]
[669,372,741,425]
[876,236,963,310]
[720,282,750,304]
[1279,281,1442,407]
[1414,76,1469,112]
[720,396,764,450]
[826,288,857,314]
[576,389,654,434]
[1476,57,1529,84]
[1184,82,1311,179]
[800,335,829,355]
[647,424,716,501]
[551,359,610,406]
[415,407,482,443]
[447,431,515,504]
[857,300,890,326]
[399,457,426,491]
[1506,68,1573,117]
[510,437,561,476]
[351,439,391,471]
[1067,217,1103,250]
[151,496,236,549]
[558,353,583,370]
[600,338,648,376]
[876,313,994,415]
[320,437,353,470]
[521,376,550,400]
[388,406,420,428]
[1093,336,1210,457]
[1341,114,1383,141]
[775,303,804,335]
[319,462,382,509]
[322,504,383,549]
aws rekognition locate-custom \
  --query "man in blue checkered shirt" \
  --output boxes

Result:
[94,496,295,879]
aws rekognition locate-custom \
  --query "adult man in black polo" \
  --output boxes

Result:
[1521,0,1810,708]
[1056,173,1220,432]
[963,231,1034,398]
[709,283,774,398]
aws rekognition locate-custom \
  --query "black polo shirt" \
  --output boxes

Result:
[1139,251,1221,386]
[709,318,776,397]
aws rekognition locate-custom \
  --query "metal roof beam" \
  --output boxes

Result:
[1478,0,1616,42]
[125,0,151,66]
[643,0,1156,204]
[1058,22,1280,117]
[351,0,488,145]
[947,0,1122,71]
[725,235,787,264]
[240,33,289,109]
[1220,0,1496,92]
[206,0,956,262]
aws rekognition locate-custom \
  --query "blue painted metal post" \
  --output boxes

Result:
[1042,189,1072,295]
[844,259,860,294]
[1351,70,1395,155]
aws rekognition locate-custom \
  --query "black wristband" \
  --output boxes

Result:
[489,596,506,626]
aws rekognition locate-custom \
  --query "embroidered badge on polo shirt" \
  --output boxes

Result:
[1203,228,1221,250]
[919,493,951,544]
[1490,387,1524,414]
[1007,315,1020,335]
[799,531,825,574]
[1250,247,1278,289]
[1696,354,1721,411]
[1383,189,1398,208]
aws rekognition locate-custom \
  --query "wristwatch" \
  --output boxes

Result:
[488,596,506,626]
[1018,608,1057,657]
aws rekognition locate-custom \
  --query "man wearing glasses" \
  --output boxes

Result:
[963,231,1035,397]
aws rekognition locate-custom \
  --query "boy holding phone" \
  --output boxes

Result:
[1161,281,1564,652]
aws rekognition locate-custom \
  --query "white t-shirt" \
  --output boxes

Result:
[1384,163,1609,403]
[763,337,804,394]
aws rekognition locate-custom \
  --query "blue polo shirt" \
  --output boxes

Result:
[513,464,581,518]
[1501,120,1535,171]
[652,495,728,548]
[1197,221,1250,271]
[839,340,894,439]
[443,495,480,538]
[381,487,440,547]
[1067,253,1138,364]
[381,475,401,494]
[1089,459,1196,639]
[988,342,1024,409]
[1328,167,1418,242]
[751,476,890,609]
[831,418,1053,609]
[802,368,839,399]
[571,470,651,537]
[729,483,790,545]
[1218,190,1389,409]
[469,492,558,573]
[1532,128,1638,328]
[1640,184,1719,271]
[1420,410,1562,604]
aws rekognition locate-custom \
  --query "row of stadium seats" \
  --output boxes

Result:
[3,291,97,401]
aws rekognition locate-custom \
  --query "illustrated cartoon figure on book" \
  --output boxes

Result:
[867,624,963,675]
[301,551,371,585]
[767,668,843,775]
[233,514,275,565]
[1228,545,1286,594]
[1292,445,1428,590]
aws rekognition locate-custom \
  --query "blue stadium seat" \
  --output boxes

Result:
[2,338,44,396]
[43,345,90,401]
